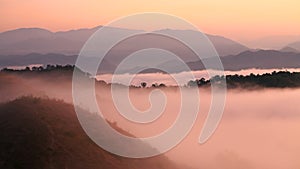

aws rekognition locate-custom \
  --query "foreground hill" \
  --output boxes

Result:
[0,96,180,169]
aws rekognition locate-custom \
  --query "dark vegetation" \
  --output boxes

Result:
[2,64,300,89]
[188,71,300,88]
[1,64,76,83]
[0,96,180,169]
[1,64,75,73]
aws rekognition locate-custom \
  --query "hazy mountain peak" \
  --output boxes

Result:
[286,41,300,51]
[280,46,299,53]
[0,26,249,56]
[0,27,53,34]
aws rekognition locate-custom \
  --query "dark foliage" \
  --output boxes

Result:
[1,64,74,72]
[2,65,300,88]
[188,71,300,88]
[0,96,180,169]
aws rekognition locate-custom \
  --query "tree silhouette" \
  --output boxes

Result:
[159,83,166,87]
[187,71,300,88]
[141,82,147,88]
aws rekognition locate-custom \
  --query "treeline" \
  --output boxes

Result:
[1,64,74,72]
[2,65,300,88]
[188,71,300,88]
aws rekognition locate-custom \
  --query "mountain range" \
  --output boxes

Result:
[1,50,300,73]
[286,41,300,51]
[244,35,300,50]
[0,26,249,57]
[0,26,300,72]
[188,50,300,71]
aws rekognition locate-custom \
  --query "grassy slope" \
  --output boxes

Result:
[0,97,179,169]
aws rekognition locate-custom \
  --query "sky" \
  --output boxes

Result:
[0,0,300,46]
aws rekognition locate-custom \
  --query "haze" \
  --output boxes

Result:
[1,0,300,47]
[1,71,300,169]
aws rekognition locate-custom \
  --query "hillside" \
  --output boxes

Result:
[0,96,180,169]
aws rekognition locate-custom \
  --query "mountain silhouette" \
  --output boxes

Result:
[286,41,300,51]
[245,35,300,49]
[0,26,248,56]
[280,46,299,53]
[1,50,300,72]
[187,50,300,71]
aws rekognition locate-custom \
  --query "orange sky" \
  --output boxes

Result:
[0,0,299,43]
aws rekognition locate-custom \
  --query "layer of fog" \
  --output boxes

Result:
[97,68,300,86]
[1,72,300,169]
[95,86,300,169]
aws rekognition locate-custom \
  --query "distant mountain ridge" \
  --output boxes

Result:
[245,35,300,49]
[1,27,299,72]
[187,50,300,71]
[286,41,300,51]
[1,50,300,72]
[280,46,299,53]
[0,26,249,56]
[0,27,97,55]
[220,50,300,70]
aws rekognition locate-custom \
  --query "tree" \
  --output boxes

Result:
[187,80,197,87]
[152,83,158,87]
[159,83,166,87]
[38,66,44,71]
[141,82,147,88]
